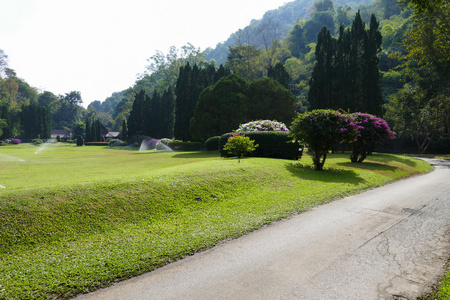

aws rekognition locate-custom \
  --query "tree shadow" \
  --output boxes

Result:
[335,161,397,172]
[285,162,366,185]
[371,154,419,168]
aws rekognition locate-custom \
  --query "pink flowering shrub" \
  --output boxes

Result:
[236,120,290,133]
[350,113,396,163]
[11,139,21,144]
[290,109,360,171]
[223,133,258,162]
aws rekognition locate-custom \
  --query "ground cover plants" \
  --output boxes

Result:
[0,143,432,299]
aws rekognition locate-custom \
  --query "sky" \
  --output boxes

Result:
[0,0,290,107]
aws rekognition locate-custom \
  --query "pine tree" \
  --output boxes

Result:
[308,11,384,115]
[121,119,128,141]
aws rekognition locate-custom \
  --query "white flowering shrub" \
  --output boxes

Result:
[236,120,290,133]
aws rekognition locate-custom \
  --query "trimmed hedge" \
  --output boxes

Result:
[85,142,109,146]
[167,141,203,151]
[204,136,221,151]
[220,131,302,160]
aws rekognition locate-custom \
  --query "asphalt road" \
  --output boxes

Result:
[75,158,450,300]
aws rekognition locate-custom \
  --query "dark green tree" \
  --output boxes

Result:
[190,74,297,141]
[268,62,290,89]
[121,119,128,141]
[309,11,384,116]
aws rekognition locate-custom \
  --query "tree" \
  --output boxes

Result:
[190,74,250,141]
[268,62,290,89]
[309,11,384,116]
[226,45,263,81]
[64,91,82,106]
[20,103,51,139]
[247,77,296,124]
[190,74,297,141]
[384,83,446,153]
[174,63,229,141]
[350,113,396,163]
[223,134,258,163]
[397,0,450,139]
[121,119,128,141]
[290,109,358,171]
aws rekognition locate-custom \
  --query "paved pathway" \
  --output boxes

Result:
[75,158,450,300]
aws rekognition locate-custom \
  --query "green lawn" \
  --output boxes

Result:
[0,143,433,299]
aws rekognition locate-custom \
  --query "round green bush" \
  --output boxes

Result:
[204,136,220,151]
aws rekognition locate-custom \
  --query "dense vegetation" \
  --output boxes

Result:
[0,0,448,154]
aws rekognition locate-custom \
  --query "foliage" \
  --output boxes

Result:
[190,74,250,141]
[290,109,358,170]
[127,89,174,140]
[308,11,384,116]
[174,63,229,141]
[236,120,290,133]
[350,113,396,162]
[76,136,84,146]
[56,135,61,142]
[108,139,123,147]
[11,138,21,144]
[222,133,258,162]
[394,0,450,144]
[167,141,203,151]
[20,103,52,139]
[204,136,221,151]
[220,131,302,160]
[247,77,296,124]
[190,74,296,141]
[384,83,447,154]
[84,142,109,146]
[32,139,43,145]
[0,144,431,299]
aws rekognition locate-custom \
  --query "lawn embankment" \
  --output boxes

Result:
[0,144,432,299]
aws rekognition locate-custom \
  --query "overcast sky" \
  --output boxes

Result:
[0,0,290,107]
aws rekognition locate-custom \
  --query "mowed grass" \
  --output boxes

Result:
[0,143,432,299]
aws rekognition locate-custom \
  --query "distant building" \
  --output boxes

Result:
[51,130,71,141]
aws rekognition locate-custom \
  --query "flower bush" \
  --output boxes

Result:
[290,109,360,171]
[350,113,396,163]
[236,120,290,133]
[11,139,21,144]
[223,133,258,162]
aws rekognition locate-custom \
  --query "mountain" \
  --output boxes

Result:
[204,0,373,65]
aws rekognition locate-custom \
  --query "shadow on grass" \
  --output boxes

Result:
[285,162,366,185]
[335,161,397,172]
[170,151,220,159]
[371,154,418,168]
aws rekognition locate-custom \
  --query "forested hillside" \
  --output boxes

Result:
[1,0,448,154]
[204,0,374,65]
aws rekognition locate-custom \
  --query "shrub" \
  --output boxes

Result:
[236,120,290,133]
[32,139,43,145]
[76,136,84,146]
[290,109,359,171]
[222,134,258,162]
[167,141,203,151]
[85,142,109,146]
[11,139,21,144]
[56,135,61,142]
[220,131,302,160]
[108,139,125,147]
[204,136,221,151]
[350,113,396,163]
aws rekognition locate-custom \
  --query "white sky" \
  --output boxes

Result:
[0,0,290,107]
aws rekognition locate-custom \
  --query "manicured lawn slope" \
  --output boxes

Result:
[0,144,432,299]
